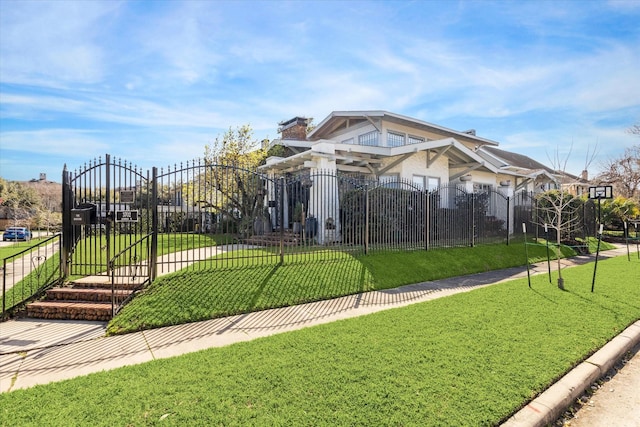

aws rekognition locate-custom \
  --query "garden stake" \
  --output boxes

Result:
[545,223,551,283]
[624,221,630,261]
[523,223,531,288]
[591,224,603,292]
[636,223,640,260]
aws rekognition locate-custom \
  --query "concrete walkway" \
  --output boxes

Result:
[1,245,638,427]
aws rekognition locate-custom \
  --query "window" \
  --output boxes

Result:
[408,135,425,145]
[387,131,405,147]
[380,174,399,188]
[474,183,493,193]
[412,175,425,189]
[358,131,379,146]
[413,175,440,191]
[427,177,440,191]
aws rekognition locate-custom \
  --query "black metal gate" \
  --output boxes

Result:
[62,154,152,277]
[62,155,289,278]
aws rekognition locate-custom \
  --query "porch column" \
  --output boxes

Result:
[307,144,340,245]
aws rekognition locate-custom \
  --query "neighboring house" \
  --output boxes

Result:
[555,170,591,197]
[476,146,559,193]
[261,111,563,242]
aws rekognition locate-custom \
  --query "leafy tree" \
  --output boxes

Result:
[600,196,640,229]
[186,125,270,235]
[0,177,41,227]
[34,208,62,234]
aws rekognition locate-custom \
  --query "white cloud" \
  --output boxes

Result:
[606,0,640,11]
[0,1,122,86]
[1,0,639,183]
[1,128,110,159]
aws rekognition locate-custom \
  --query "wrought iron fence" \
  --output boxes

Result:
[109,233,152,316]
[61,156,599,278]
[2,234,63,318]
[1,156,602,319]
[152,158,284,274]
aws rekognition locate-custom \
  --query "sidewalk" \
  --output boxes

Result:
[1,245,639,426]
[561,342,640,427]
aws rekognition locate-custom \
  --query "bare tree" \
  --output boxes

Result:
[536,144,597,289]
[597,144,640,200]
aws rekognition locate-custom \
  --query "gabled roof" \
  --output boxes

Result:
[479,146,555,174]
[308,111,500,147]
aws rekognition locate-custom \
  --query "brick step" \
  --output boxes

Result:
[70,282,141,290]
[23,275,146,321]
[45,287,133,303]
[26,301,113,321]
[70,277,146,290]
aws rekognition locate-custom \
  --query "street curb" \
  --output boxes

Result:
[502,319,640,427]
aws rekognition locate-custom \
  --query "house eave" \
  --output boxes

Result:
[308,110,500,147]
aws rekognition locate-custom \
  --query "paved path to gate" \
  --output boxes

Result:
[154,243,259,275]
[1,245,639,427]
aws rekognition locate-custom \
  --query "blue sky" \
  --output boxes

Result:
[1,0,639,182]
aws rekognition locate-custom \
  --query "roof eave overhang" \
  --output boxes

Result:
[260,137,499,175]
[308,110,500,146]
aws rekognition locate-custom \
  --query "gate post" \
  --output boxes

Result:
[151,167,158,280]
[279,177,285,264]
[105,154,112,277]
[61,165,73,278]
[364,184,369,255]
[425,190,430,251]
[471,193,475,247]
[506,196,510,246]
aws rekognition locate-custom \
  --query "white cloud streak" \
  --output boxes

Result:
[1,0,639,181]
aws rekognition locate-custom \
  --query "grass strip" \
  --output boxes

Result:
[1,255,61,311]
[107,240,607,334]
[70,233,233,268]
[1,255,638,426]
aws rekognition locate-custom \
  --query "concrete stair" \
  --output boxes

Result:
[25,276,144,321]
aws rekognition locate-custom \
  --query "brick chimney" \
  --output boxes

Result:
[278,117,311,140]
[581,170,588,181]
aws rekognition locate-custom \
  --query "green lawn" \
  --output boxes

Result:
[107,239,605,335]
[71,232,234,267]
[1,235,62,315]
[1,255,638,426]
[0,236,58,260]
